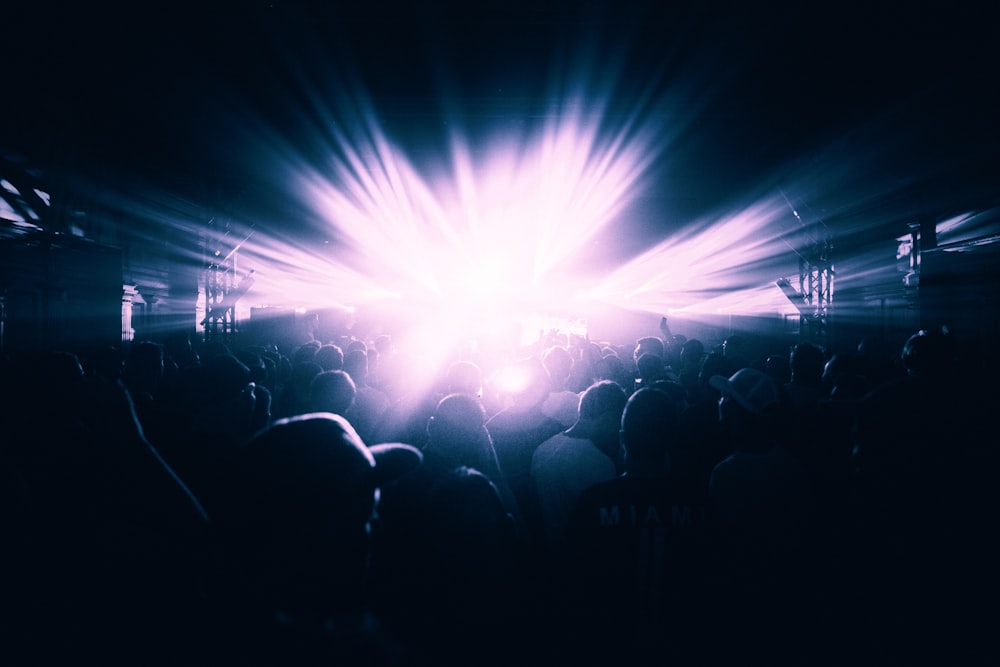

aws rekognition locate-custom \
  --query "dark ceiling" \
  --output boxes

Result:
[3,1,998,240]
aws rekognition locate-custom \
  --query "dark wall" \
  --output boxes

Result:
[920,244,1000,351]
[1,235,122,355]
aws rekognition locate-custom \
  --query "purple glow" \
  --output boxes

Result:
[578,196,803,318]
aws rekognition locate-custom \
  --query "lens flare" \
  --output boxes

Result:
[578,195,805,321]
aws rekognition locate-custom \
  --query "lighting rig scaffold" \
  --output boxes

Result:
[201,225,255,345]
[776,200,834,348]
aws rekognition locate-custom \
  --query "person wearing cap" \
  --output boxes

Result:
[708,368,810,523]
[211,412,422,662]
[706,367,815,662]
[707,368,812,533]
[633,335,665,367]
[530,380,627,546]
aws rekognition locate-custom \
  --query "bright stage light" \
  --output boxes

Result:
[202,65,672,364]
[292,96,659,319]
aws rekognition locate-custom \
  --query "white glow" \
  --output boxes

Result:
[282,89,660,332]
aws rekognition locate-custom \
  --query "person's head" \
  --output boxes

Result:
[648,379,688,411]
[426,393,496,474]
[309,370,357,415]
[292,341,321,365]
[901,328,953,380]
[635,352,665,385]
[633,336,664,365]
[822,353,870,398]
[343,349,370,386]
[221,413,421,610]
[620,387,682,475]
[565,380,628,461]
[373,334,393,356]
[428,391,489,439]
[789,342,825,386]
[313,343,344,371]
[594,354,628,390]
[426,466,514,547]
[366,346,380,375]
[710,367,784,449]
[542,345,574,390]
[679,338,705,370]
[446,360,483,397]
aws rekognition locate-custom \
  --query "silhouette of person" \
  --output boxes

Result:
[531,380,626,545]
[565,386,706,663]
[212,413,421,663]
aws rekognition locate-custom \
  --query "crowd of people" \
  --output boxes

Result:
[0,316,993,665]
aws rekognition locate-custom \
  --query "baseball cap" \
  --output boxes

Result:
[227,412,423,521]
[709,368,781,417]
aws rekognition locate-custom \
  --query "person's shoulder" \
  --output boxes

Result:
[532,431,571,461]
[486,404,543,427]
